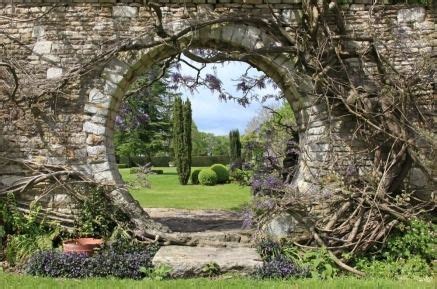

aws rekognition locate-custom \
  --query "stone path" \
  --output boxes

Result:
[146,208,262,276]
[144,208,245,232]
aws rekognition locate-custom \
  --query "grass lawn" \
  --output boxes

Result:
[1,273,435,289]
[119,167,251,210]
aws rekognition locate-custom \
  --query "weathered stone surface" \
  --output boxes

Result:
[32,40,52,55]
[46,67,63,79]
[397,7,425,23]
[112,6,138,18]
[152,246,263,277]
[0,1,434,215]
[263,213,300,241]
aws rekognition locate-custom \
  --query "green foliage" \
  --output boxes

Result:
[149,155,231,167]
[243,102,296,170]
[151,156,172,167]
[229,129,242,168]
[140,264,172,280]
[230,168,251,186]
[301,248,338,279]
[6,233,55,266]
[201,262,221,277]
[383,219,436,262]
[0,194,60,266]
[74,188,117,238]
[257,240,337,279]
[210,164,230,183]
[191,169,202,185]
[114,68,180,165]
[355,256,431,279]
[173,97,192,185]
[198,169,218,186]
[192,155,230,167]
[354,219,436,279]
[182,98,192,184]
[192,122,230,156]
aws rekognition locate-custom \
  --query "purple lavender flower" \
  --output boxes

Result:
[256,256,309,279]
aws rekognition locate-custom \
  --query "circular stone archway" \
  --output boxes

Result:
[84,22,325,196]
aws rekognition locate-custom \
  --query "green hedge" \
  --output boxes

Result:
[192,155,230,167]
[151,156,172,167]
[118,155,230,168]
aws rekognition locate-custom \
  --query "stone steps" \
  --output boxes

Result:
[152,245,263,278]
[165,230,254,248]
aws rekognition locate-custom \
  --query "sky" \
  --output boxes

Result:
[173,58,281,136]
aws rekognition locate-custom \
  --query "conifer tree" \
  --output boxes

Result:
[229,129,242,169]
[172,97,192,185]
[172,97,184,184]
[181,99,192,184]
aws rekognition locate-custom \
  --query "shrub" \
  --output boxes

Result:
[383,219,436,262]
[198,169,218,186]
[1,194,60,266]
[73,188,116,238]
[257,239,282,262]
[301,248,339,279]
[26,241,159,279]
[210,164,229,183]
[191,155,230,167]
[255,256,308,279]
[6,233,55,266]
[355,256,431,279]
[150,156,172,167]
[230,168,250,185]
[191,169,201,185]
[151,169,164,175]
[353,219,436,279]
[130,167,140,174]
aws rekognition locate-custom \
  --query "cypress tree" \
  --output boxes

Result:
[181,99,192,184]
[172,97,192,185]
[172,97,184,184]
[229,129,242,169]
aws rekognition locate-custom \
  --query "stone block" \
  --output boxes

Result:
[46,67,63,79]
[397,7,425,23]
[153,246,263,277]
[86,145,106,157]
[89,88,110,104]
[83,121,106,135]
[113,5,138,17]
[32,40,52,55]
[264,214,300,241]
[32,25,45,39]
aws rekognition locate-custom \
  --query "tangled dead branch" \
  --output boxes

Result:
[1,1,435,275]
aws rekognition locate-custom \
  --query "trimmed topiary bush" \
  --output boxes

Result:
[198,169,218,186]
[210,164,229,183]
[191,169,202,185]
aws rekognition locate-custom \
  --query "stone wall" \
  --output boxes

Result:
[0,1,435,211]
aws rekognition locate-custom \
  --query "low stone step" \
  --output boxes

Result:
[152,245,263,277]
[164,230,254,247]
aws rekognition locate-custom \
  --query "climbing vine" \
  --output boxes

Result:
[0,1,435,275]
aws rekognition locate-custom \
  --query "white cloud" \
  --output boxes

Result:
[175,58,281,135]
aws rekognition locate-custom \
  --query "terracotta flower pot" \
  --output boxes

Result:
[63,238,104,256]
